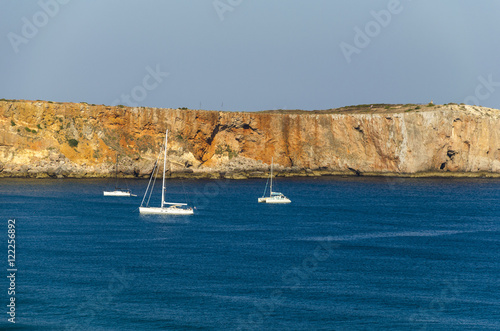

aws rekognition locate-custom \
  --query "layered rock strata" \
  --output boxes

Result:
[1,100,499,178]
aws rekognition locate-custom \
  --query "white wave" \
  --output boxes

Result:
[301,228,497,242]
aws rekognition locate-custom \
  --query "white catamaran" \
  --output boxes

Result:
[139,129,194,215]
[258,157,291,204]
[103,154,136,197]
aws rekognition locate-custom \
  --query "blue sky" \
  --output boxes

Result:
[1,0,499,111]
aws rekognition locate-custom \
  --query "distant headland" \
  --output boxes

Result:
[0,99,499,179]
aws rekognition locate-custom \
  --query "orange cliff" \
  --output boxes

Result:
[0,100,499,178]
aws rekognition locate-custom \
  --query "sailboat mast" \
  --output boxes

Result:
[115,153,118,189]
[270,157,273,194]
[161,130,168,209]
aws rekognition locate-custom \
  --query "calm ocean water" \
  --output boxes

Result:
[0,176,499,330]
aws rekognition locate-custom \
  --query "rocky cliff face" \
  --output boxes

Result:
[0,100,499,178]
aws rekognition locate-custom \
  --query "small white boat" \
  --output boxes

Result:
[103,154,136,197]
[258,157,291,204]
[139,129,194,215]
[104,189,136,197]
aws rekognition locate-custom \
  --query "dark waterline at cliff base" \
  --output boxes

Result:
[1,176,499,330]
[2,169,500,180]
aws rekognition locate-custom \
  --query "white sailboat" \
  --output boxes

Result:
[139,129,194,215]
[104,189,134,197]
[258,157,291,204]
[103,154,136,197]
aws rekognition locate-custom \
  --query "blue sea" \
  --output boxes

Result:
[1,176,499,330]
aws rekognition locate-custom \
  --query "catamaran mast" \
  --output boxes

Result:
[270,157,273,194]
[114,154,118,189]
[161,130,168,209]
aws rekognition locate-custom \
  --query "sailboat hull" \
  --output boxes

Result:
[104,190,135,197]
[258,197,291,204]
[139,206,194,215]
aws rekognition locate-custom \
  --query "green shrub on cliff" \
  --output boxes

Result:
[23,127,37,134]
[11,120,15,126]
[228,150,238,159]
[215,144,225,155]
[68,139,79,147]
[215,144,238,159]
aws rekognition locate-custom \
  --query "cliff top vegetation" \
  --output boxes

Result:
[0,99,472,115]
